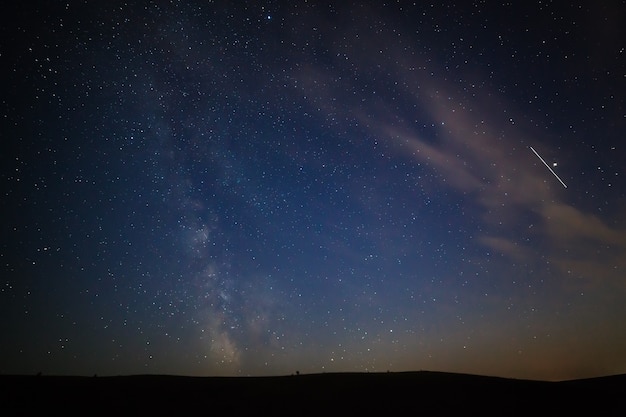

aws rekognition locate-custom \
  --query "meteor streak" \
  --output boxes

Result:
[530,146,567,188]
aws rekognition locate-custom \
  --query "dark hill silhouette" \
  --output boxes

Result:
[1,371,623,416]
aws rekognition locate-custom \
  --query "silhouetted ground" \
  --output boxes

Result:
[1,371,624,416]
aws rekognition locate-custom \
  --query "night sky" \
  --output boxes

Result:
[2,1,625,381]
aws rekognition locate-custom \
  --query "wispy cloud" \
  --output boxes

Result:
[409,83,626,282]
[292,20,626,286]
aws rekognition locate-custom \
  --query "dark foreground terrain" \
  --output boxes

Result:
[1,371,624,416]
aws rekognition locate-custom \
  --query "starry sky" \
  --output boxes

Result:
[1,1,625,381]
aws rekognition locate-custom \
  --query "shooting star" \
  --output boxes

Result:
[530,146,567,188]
